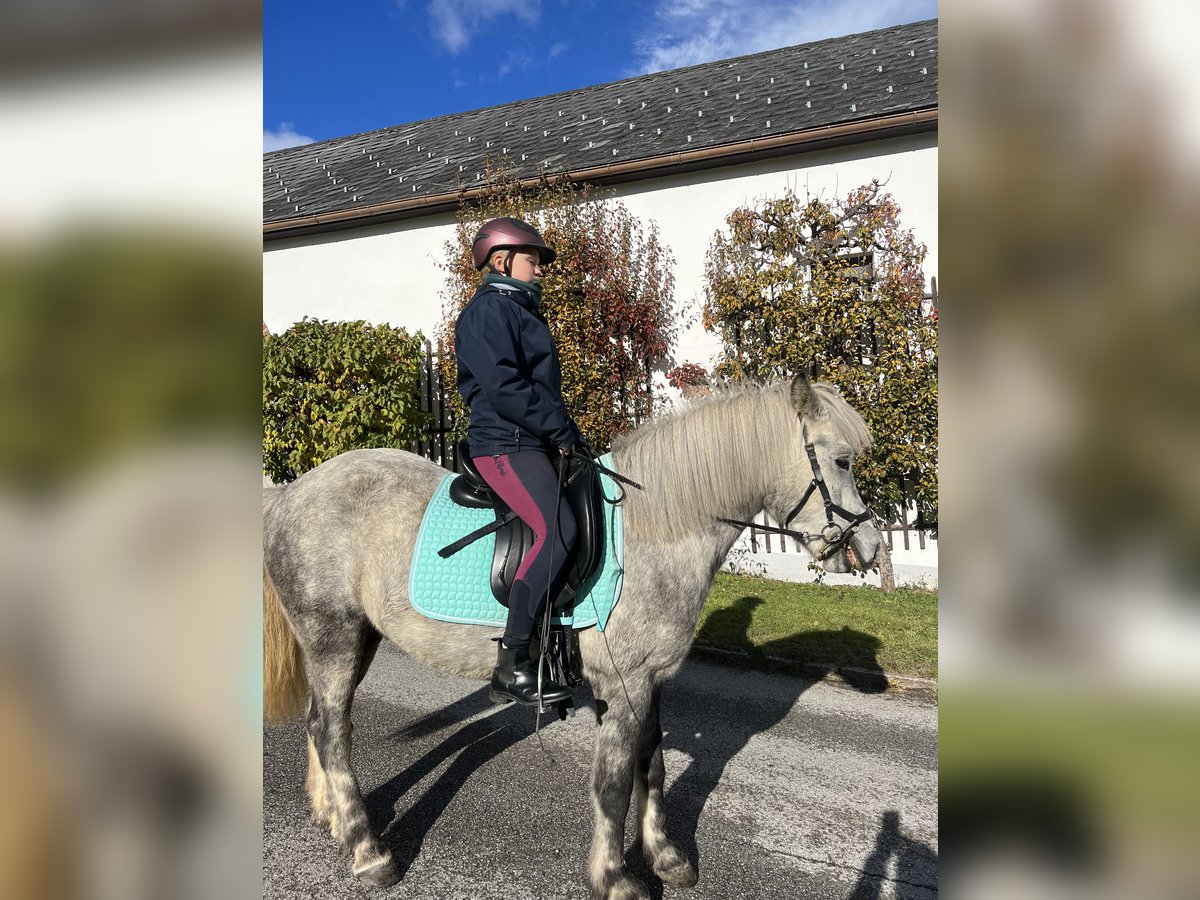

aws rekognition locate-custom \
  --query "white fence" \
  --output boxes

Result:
[724,511,938,588]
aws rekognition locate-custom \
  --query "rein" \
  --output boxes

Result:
[578,453,643,491]
[718,424,872,562]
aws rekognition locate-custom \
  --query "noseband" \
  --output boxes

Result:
[719,423,872,561]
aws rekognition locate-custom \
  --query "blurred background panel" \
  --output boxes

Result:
[0,0,259,77]
[942,0,1200,897]
[0,2,261,898]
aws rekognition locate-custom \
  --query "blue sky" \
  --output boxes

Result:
[264,0,937,151]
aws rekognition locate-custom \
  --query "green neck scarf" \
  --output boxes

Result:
[484,273,543,307]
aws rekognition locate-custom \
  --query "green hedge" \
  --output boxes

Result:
[263,318,431,482]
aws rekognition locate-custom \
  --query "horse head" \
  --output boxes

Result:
[765,374,882,574]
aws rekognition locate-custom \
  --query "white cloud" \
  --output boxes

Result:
[633,0,936,74]
[496,47,536,80]
[264,123,315,152]
[427,0,542,55]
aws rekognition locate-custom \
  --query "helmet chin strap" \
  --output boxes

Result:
[487,248,537,278]
[487,250,515,276]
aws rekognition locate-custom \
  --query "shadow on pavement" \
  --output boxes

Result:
[656,594,891,889]
[365,685,597,880]
[847,810,939,899]
[365,687,530,879]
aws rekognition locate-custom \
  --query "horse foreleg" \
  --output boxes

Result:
[303,625,398,889]
[589,681,653,900]
[634,685,698,888]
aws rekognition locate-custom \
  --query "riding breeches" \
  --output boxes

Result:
[471,450,578,650]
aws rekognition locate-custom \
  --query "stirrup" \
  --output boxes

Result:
[488,685,574,718]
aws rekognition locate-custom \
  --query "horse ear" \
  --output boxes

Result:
[789,373,821,418]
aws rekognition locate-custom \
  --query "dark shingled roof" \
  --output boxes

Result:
[264,18,937,231]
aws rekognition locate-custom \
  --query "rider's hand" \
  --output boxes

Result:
[559,446,573,457]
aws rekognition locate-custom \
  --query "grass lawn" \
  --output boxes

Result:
[694,572,938,680]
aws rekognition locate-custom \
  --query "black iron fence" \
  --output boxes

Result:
[410,340,462,473]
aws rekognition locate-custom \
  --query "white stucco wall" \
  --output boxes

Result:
[263,131,937,368]
[263,210,462,340]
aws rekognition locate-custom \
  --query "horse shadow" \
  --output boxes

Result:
[846,810,939,899]
[694,594,891,692]
[363,687,533,879]
[626,594,891,897]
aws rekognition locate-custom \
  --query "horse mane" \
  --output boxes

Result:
[610,380,870,543]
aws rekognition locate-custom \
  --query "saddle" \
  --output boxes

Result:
[444,440,605,614]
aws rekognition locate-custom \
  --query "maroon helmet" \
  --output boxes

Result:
[471,217,557,270]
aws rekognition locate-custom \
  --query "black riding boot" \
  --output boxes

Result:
[489,643,571,706]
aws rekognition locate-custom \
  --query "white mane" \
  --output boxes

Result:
[610,380,870,544]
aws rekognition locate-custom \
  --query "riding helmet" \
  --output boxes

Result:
[471,217,557,270]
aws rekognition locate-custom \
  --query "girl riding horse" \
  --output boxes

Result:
[455,217,585,706]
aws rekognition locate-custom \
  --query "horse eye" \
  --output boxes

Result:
[836,457,851,470]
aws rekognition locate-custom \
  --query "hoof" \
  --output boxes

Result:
[655,858,698,888]
[354,854,400,889]
[605,874,650,900]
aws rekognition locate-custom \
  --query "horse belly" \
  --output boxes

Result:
[379,603,501,681]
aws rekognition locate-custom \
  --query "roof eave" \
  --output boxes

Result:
[263,107,937,242]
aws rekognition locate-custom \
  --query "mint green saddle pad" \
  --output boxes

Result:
[409,454,624,631]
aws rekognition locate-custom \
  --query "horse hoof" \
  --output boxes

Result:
[354,855,400,889]
[605,874,650,900]
[655,859,698,888]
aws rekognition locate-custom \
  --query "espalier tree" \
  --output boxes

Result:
[263,318,430,482]
[437,171,677,451]
[704,181,938,581]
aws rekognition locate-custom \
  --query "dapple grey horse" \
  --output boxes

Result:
[263,374,881,899]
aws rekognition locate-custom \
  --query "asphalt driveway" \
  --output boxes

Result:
[264,642,937,899]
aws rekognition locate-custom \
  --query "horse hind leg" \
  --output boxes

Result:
[306,629,382,835]
[302,621,397,888]
[634,685,697,888]
[305,732,335,830]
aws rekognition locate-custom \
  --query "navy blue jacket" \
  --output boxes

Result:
[454,278,581,457]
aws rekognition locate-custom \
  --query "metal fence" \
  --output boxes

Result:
[410,340,462,472]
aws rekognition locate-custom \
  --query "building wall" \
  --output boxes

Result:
[263,130,937,373]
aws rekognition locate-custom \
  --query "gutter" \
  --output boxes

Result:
[263,107,937,242]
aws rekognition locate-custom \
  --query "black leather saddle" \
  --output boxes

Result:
[446,439,605,612]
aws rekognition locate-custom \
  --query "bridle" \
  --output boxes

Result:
[719,421,873,562]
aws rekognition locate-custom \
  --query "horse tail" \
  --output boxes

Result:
[263,484,309,724]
